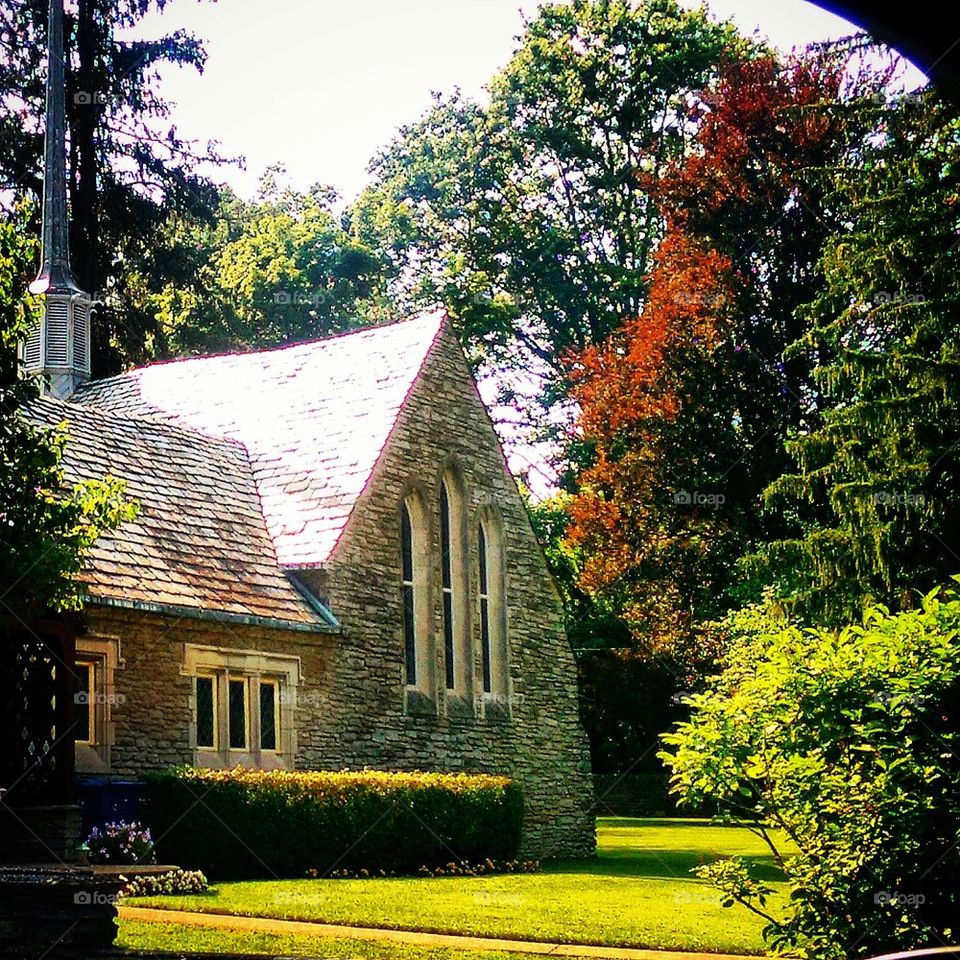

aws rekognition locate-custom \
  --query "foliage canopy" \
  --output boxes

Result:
[662,590,960,958]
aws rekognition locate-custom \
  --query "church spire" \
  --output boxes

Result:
[22,0,92,398]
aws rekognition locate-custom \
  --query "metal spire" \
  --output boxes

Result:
[23,0,92,397]
[29,0,81,297]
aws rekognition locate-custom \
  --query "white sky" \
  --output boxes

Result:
[130,0,926,203]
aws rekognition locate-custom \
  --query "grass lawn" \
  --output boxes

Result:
[121,818,789,955]
[117,920,519,960]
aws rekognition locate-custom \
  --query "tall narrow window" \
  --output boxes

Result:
[440,471,470,699]
[440,481,455,689]
[479,513,509,703]
[74,660,95,745]
[259,680,278,752]
[401,491,434,700]
[228,678,248,750]
[196,676,217,749]
[401,502,418,686]
[478,525,492,694]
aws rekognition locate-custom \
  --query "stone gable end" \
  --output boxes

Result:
[318,324,596,857]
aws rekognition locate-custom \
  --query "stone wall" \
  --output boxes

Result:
[81,608,332,777]
[83,325,595,859]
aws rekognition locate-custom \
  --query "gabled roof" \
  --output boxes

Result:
[73,312,446,568]
[25,396,333,632]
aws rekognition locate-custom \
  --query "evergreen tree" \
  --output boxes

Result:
[0,0,228,374]
[757,93,960,622]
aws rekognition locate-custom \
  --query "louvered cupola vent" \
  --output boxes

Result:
[45,297,69,366]
[21,295,93,393]
[23,322,42,369]
[72,298,90,376]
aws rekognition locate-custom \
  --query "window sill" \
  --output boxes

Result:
[405,688,437,718]
[193,751,291,771]
[75,742,110,774]
[446,694,474,719]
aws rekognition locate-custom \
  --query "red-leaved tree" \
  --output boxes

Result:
[566,46,890,665]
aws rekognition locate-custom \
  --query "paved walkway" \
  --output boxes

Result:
[119,905,752,960]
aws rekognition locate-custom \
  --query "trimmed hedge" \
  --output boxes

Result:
[144,767,523,879]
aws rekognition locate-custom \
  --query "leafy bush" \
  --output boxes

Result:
[85,821,156,865]
[661,589,960,959]
[120,868,208,897]
[144,767,523,880]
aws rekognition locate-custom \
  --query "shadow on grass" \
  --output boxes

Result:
[544,817,789,883]
[545,850,787,883]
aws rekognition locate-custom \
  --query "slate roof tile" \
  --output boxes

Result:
[25,395,323,628]
[74,312,445,567]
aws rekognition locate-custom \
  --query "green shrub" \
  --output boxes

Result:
[661,587,960,960]
[144,768,523,880]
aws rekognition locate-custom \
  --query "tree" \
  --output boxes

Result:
[0,384,135,613]
[662,591,960,959]
[528,489,707,781]
[566,48,883,653]
[0,200,39,386]
[0,208,135,614]
[0,0,228,373]
[755,93,960,623]
[350,0,746,439]
[131,172,387,355]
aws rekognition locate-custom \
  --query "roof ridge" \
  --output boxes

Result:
[74,312,446,393]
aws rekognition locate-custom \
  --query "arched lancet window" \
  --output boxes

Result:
[478,523,493,694]
[440,473,470,694]
[478,513,508,699]
[401,494,430,690]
